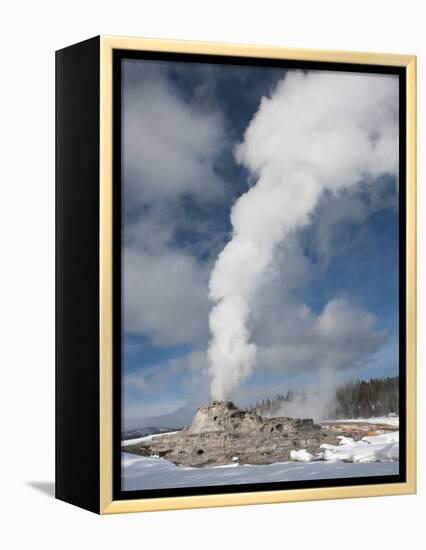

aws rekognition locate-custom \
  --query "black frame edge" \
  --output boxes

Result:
[55,36,101,514]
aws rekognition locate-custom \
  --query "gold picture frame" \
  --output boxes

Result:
[56,35,416,514]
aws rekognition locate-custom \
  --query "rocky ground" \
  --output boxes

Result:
[320,421,398,437]
[123,400,390,467]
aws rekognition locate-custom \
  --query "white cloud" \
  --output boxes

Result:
[255,298,386,374]
[122,62,230,347]
[125,357,186,393]
[124,207,175,252]
[123,246,210,346]
[123,64,226,203]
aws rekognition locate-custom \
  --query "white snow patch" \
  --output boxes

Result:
[121,431,178,447]
[291,431,399,465]
[321,431,398,464]
[290,449,323,462]
[210,462,240,469]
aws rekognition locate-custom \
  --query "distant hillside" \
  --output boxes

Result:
[123,403,198,432]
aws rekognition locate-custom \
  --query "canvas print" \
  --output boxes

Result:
[119,56,401,493]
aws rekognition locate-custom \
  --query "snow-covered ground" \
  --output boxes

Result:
[121,431,178,447]
[122,452,398,490]
[121,430,399,491]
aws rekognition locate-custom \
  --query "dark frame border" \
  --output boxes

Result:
[56,36,101,513]
[112,49,407,502]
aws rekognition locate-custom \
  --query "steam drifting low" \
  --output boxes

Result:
[207,71,398,401]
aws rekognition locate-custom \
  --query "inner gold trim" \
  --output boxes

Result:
[99,36,416,514]
[99,36,114,514]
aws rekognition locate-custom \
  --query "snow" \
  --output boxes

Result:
[291,431,399,464]
[121,431,178,447]
[323,416,399,427]
[121,424,399,491]
[122,452,398,491]
[290,449,322,462]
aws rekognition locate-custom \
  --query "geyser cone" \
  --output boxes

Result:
[123,401,344,467]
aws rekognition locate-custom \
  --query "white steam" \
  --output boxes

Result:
[207,71,398,401]
[275,380,337,423]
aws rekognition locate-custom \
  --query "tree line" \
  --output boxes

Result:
[248,376,399,419]
[329,376,399,418]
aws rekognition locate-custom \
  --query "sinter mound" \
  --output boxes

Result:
[124,400,351,467]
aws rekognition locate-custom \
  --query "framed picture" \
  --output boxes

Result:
[56,36,416,514]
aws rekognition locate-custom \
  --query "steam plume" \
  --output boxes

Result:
[207,71,398,401]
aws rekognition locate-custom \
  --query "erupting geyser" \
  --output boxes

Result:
[207,71,398,400]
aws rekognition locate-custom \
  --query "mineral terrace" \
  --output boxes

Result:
[123,400,375,467]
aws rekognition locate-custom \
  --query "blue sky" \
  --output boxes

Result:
[121,58,399,429]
